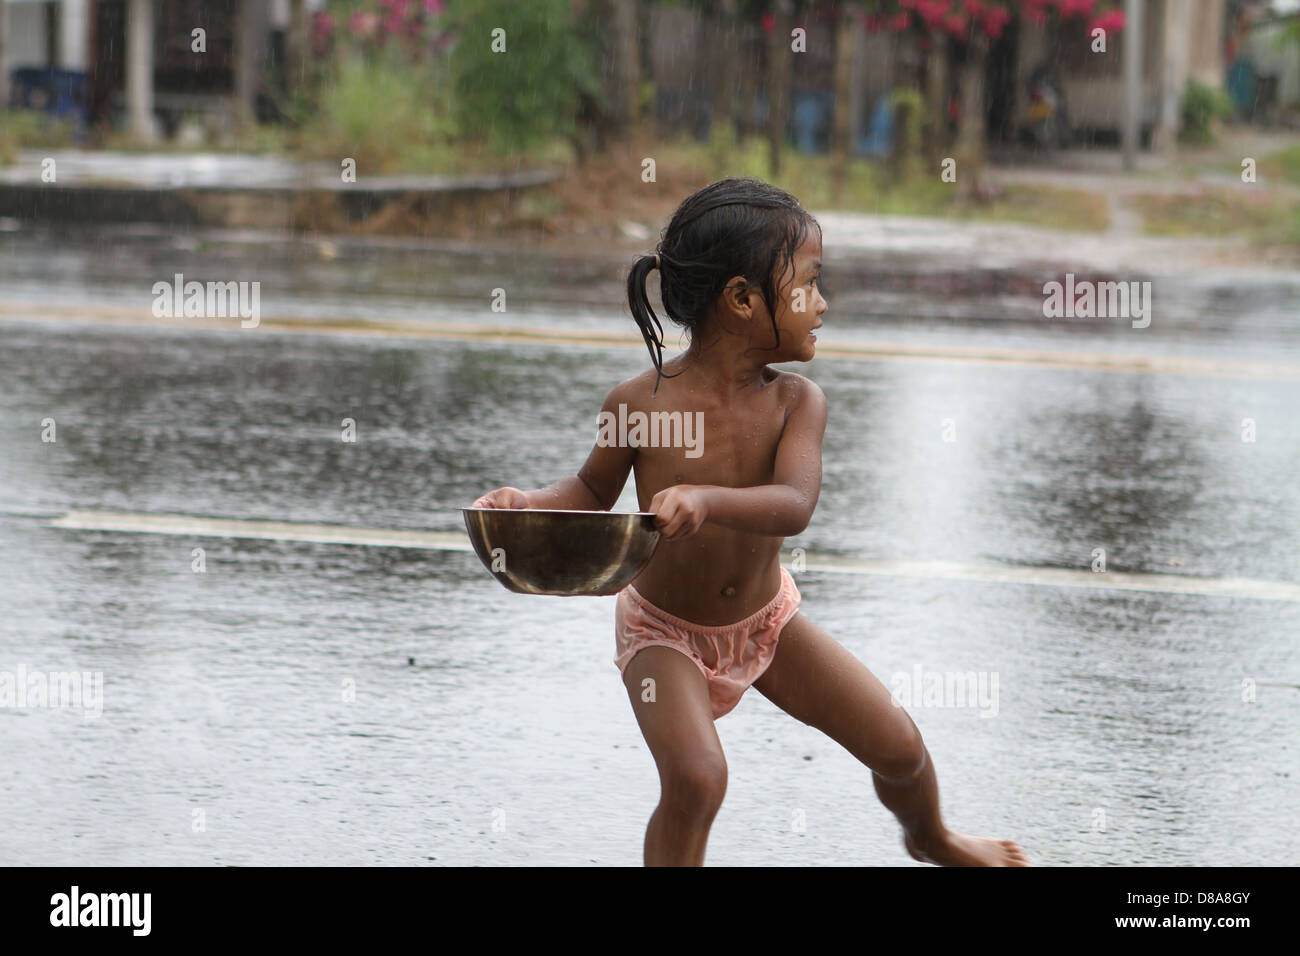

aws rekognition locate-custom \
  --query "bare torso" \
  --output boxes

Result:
[623,360,803,626]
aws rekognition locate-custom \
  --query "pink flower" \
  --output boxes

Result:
[982,4,1012,37]
[889,10,912,31]
[423,0,445,14]
[1088,8,1126,35]
[914,0,953,30]
[1058,0,1096,17]
[1020,0,1050,28]
[349,10,379,40]
[311,11,334,53]
[943,12,969,36]
[313,12,334,39]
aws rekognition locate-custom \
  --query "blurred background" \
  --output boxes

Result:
[0,0,1297,867]
[2,0,1300,238]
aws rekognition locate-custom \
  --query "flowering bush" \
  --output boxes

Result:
[858,0,1124,42]
[297,0,457,172]
[313,0,452,60]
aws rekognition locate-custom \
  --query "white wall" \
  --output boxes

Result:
[3,1,50,72]
[59,0,89,70]
[1247,19,1300,105]
[269,0,328,31]
[2,0,91,73]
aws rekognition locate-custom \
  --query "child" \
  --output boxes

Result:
[473,177,1029,867]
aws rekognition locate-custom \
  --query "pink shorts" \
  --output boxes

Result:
[613,567,802,720]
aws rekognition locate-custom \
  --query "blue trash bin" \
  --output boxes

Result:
[792,91,833,153]
[8,67,89,131]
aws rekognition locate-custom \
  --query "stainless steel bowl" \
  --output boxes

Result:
[462,508,661,596]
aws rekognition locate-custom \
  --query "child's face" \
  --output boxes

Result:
[765,234,826,362]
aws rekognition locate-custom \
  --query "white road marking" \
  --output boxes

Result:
[50,510,473,552]
[5,302,1300,380]
[50,510,1300,602]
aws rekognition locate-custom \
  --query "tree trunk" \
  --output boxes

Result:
[830,8,856,203]
[954,38,988,201]
[234,0,270,134]
[766,0,792,175]
[923,35,949,167]
[609,0,640,134]
[710,0,737,143]
[0,0,8,110]
[738,22,758,137]
[287,0,307,98]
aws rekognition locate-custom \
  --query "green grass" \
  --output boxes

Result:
[1189,143,1300,189]
[289,51,580,175]
[96,121,300,155]
[291,53,458,174]
[0,110,78,163]
[661,133,1110,232]
[1133,189,1300,243]
[1259,144,1300,187]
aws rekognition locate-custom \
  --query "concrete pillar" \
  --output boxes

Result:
[1154,0,1189,154]
[60,0,89,71]
[1189,0,1225,86]
[1122,0,1142,168]
[126,0,155,141]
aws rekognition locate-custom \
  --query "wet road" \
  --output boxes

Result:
[1,227,1298,866]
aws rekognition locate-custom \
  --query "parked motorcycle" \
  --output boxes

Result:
[1026,64,1070,151]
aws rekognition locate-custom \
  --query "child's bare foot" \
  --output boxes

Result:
[905,830,1031,867]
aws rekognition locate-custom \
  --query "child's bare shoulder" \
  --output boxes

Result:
[770,370,826,418]
[600,368,664,409]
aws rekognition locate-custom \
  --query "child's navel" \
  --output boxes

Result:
[721,586,737,597]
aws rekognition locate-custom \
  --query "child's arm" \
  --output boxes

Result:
[651,379,827,539]
[472,385,637,511]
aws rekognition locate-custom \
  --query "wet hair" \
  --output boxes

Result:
[626,177,821,396]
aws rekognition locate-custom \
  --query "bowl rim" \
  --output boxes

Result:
[462,507,657,517]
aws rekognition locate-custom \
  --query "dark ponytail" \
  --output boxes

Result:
[625,177,820,398]
[626,253,677,397]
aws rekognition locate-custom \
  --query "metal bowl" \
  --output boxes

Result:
[462,508,661,596]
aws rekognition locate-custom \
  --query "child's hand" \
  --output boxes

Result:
[472,486,531,509]
[650,485,710,540]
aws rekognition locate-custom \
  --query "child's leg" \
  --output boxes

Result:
[621,645,728,866]
[752,612,1029,866]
